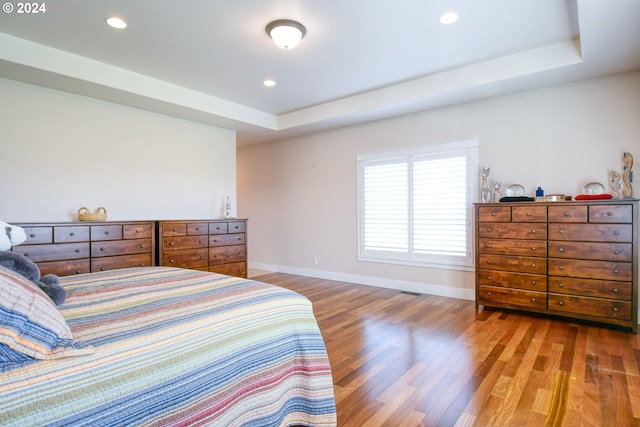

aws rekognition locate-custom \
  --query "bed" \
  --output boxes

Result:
[0,266,337,426]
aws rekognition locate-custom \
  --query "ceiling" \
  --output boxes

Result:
[1,0,639,146]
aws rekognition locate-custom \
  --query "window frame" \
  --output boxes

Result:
[356,139,479,271]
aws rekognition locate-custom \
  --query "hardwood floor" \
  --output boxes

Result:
[253,273,640,427]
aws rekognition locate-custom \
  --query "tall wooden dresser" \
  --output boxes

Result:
[157,219,247,278]
[475,200,638,332]
[12,221,155,276]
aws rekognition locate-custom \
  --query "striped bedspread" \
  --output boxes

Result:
[0,267,336,426]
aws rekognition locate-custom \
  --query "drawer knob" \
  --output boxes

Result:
[613,307,619,312]
[76,249,81,253]
[614,288,619,293]
[559,265,564,270]
[487,244,493,248]
[170,242,175,246]
[200,256,205,260]
[140,244,145,248]
[136,230,140,234]
[531,297,536,302]
[531,230,536,234]
[559,301,564,306]
[100,247,105,251]
[70,232,75,236]
[613,230,619,236]
[559,247,564,252]
[140,263,145,266]
[30,233,35,238]
[531,281,536,285]
[527,212,531,216]
[491,212,496,216]
[559,283,565,287]
[487,276,492,280]
[613,269,619,274]
[100,267,105,271]
[613,249,619,255]
[531,263,537,268]
[75,270,81,274]
[559,230,565,234]
[487,292,492,296]
[105,231,110,235]
[564,212,570,217]
[24,252,30,257]
[170,259,175,263]
[607,211,613,216]
[531,246,536,251]
[487,260,492,264]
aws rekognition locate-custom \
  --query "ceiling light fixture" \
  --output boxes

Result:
[263,79,276,87]
[265,19,306,50]
[105,16,127,29]
[438,12,459,25]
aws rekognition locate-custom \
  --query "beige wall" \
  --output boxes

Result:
[238,71,640,299]
[0,78,237,222]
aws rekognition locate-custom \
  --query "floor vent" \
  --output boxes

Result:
[399,291,421,296]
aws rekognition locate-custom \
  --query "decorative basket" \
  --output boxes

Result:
[78,207,108,221]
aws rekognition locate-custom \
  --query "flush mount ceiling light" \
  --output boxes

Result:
[438,12,459,25]
[265,19,306,50]
[105,16,127,29]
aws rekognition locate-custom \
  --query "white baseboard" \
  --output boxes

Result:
[248,262,475,301]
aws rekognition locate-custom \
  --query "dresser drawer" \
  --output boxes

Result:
[38,259,90,276]
[512,206,547,222]
[91,238,152,257]
[589,204,632,223]
[548,223,632,242]
[478,239,547,257]
[162,223,187,236]
[548,259,632,281]
[91,225,123,241]
[123,224,153,239]
[548,276,631,300]
[477,206,511,222]
[186,223,209,235]
[478,285,547,309]
[228,222,246,233]
[478,270,546,291]
[54,226,89,242]
[478,223,547,239]
[209,233,246,247]
[548,294,631,320]
[478,254,546,274]
[548,241,631,261]
[21,227,53,244]
[208,222,228,234]
[14,243,89,262]
[209,262,247,277]
[163,236,208,250]
[162,248,208,268]
[209,245,247,265]
[548,205,587,222]
[92,253,153,272]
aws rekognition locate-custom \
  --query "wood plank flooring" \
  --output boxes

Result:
[253,273,640,427]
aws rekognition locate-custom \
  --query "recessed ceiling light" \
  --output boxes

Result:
[105,17,127,29]
[263,79,276,87]
[438,12,459,25]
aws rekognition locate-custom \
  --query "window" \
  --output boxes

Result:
[357,140,479,270]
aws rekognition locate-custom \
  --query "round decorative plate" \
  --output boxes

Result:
[583,182,605,195]
[506,184,525,197]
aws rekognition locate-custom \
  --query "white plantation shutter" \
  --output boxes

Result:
[357,140,478,270]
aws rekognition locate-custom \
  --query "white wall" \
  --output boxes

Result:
[237,71,640,299]
[0,78,237,222]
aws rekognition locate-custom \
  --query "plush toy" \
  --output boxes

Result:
[0,220,66,305]
[1,219,27,250]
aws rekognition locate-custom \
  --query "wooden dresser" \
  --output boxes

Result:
[157,219,247,278]
[12,221,155,277]
[475,200,638,332]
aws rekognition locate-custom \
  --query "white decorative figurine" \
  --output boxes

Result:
[493,182,502,202]
[609,170,622,199]
[481,167,492,203]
